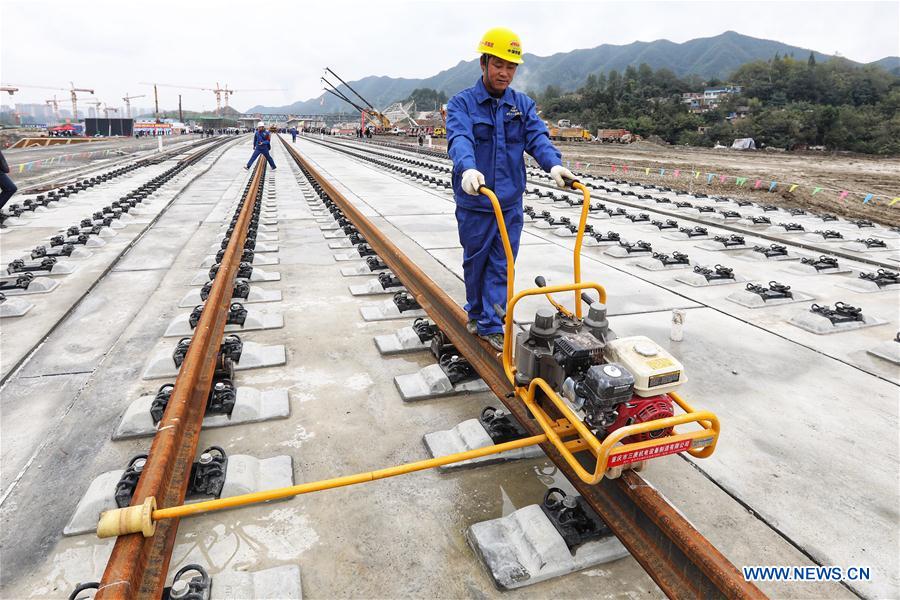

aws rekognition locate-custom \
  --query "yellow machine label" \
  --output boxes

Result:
[646,357,675,370]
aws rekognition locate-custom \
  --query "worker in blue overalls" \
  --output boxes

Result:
[245,121,276,170]
[447,27,573,350]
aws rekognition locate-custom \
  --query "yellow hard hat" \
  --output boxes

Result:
[477,27,524,65]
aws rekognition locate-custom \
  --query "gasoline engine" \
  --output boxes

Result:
[513,300,685,443]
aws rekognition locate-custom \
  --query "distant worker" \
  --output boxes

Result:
[245,121,276,170]
[0,149,17,219]
[290,126,298,142]
[447,27,574,350]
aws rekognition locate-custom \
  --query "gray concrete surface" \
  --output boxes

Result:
[0,136,891,599]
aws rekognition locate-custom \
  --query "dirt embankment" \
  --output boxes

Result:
[556,141,900,227]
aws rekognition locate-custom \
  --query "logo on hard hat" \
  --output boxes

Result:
[482,40,494,48]
[510,41,520,47]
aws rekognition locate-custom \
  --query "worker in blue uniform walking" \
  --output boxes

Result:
[245,121,276,170]
[447,27,574,350]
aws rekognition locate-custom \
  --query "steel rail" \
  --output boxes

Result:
[279,134,764,600]
[95,157,267,600]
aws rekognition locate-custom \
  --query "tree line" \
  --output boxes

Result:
[528,55,900,154]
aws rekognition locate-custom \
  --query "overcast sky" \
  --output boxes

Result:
[2,0,898,113]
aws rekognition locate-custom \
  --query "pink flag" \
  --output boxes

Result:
[673,169,680,177]
[838,191,849,201]
[622,165,628,173]
[719,175,726,183]
[611,164,617,172]
[754,179,762,189]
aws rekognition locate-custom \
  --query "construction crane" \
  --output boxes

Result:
[321,67,390,130]
[1,83,69,124]
[45,96,61,122]
[213,82,287,114]
[121,93,146,118]
[139,82,285,116]
[102,104,119,119]
[83,98,102,119]
[69,82,95,121]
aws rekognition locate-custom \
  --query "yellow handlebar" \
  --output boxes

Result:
[478,178,592,319]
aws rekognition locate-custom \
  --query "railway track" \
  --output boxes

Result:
[3,132,893,599]
[0,135,240,384]
[96,159,268,599]
[277,135,763,599]
[84,135,762,599]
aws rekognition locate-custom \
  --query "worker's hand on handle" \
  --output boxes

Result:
[550,165,577,189]
[461,169,486,196]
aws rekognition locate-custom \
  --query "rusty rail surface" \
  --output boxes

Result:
[95,158,267,599]
[279,135,764,599]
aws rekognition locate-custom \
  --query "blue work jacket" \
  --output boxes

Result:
[253,130,271,150]
[447,78,561,212]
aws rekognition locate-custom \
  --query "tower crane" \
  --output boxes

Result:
[216,83,286,112]
[69,82,95,120]
[139,82,286,116]
[0,83,69,124]
[83,98,103,119]
[102,104,119,119]
[121,93,146,118]
[45,96,61,122]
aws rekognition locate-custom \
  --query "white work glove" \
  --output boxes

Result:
[461,168,486,196]
[550,165,576,188]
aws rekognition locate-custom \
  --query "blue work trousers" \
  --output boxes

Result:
[247,147,275,169]
[0,172,17,210]
[456,205,523,335]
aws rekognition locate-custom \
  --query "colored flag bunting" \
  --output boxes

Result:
[567,159,894,205]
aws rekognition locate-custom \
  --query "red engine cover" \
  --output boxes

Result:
[609,394,675,443]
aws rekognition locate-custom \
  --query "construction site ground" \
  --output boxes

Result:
[1,134,897,598]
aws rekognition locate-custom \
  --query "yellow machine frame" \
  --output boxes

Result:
[479,181,720,484]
